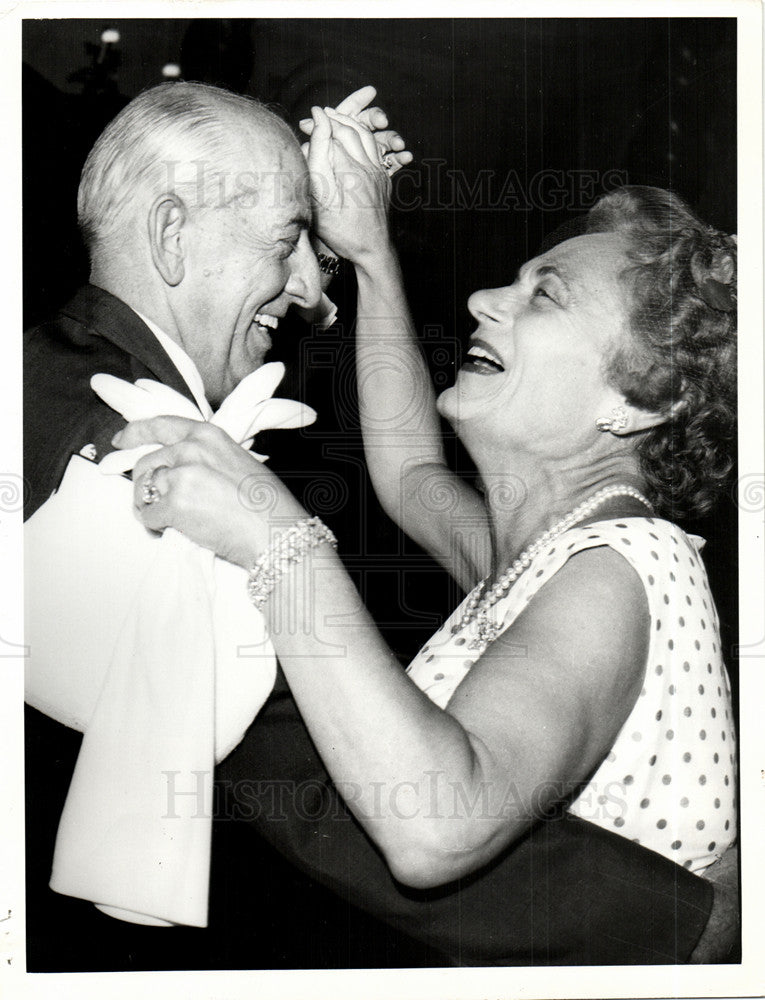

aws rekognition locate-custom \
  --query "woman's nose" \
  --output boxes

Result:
[467,287,510,324]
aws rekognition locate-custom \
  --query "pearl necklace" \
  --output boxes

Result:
[452,484,653,652]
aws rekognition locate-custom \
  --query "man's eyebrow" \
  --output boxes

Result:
[277,213,311,234]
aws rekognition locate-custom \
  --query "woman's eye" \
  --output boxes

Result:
[533,286,554,302]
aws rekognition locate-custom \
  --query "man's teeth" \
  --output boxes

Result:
[466,345,504,371]
[254,313,279,330]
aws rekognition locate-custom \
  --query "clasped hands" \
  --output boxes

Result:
[302,86,412,262]
[300,84,412,174]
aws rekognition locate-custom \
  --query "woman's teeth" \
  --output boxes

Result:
[463,344,505,374]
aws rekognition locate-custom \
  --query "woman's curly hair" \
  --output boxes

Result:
[585,185,737,520]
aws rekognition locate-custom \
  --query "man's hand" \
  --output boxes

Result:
[299,85,413,175]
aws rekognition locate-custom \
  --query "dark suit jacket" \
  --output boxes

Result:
[24,284,713,968]
[24,284,194,515]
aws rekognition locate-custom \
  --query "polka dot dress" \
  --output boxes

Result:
[406,517,736,874]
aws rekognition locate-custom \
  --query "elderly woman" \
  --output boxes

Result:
[116,109,737,894]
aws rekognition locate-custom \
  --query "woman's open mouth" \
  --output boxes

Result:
[459,337,506,375]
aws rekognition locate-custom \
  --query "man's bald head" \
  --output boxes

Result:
[76,81,320,407]
[78,81,303,260]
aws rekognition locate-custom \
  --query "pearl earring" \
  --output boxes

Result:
[595,405,629,433]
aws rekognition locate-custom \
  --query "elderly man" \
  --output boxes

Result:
[24,81,720,968]
[26,83,322,505]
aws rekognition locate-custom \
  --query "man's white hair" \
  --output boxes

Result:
[77,81,294,258]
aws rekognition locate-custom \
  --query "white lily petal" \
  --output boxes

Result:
[244,399,317,440]
[212,362,286,437]
[133,380,204,421]
[91,375,159,422]
[238,400,271,441]
[237,361,286,401]
[98,443,161,475]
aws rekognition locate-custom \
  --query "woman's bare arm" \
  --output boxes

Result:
[353,247,490,589]
[264,541,648,887]
[121,421,648,889]
[307,106,490,589]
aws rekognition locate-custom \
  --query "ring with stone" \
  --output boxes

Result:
[381,152,396,171]
[142,473,161,505]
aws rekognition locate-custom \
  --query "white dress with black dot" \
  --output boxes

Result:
[406,517,736,874]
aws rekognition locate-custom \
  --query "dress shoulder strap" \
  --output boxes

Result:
[489,517,705,638]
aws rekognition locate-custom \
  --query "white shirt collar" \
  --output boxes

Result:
[134,295,338,420]
[134,310,213,420]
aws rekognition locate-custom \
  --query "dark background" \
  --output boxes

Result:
[23,16,738,972]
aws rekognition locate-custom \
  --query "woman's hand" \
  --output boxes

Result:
[112,417,306,569]
[306,105,398,265]
[299,85,413,175]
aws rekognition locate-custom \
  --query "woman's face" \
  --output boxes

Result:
[437,232,633,461]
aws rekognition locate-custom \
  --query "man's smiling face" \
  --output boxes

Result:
[176,135,321,408]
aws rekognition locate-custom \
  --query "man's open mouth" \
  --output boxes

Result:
[253,313,280,331]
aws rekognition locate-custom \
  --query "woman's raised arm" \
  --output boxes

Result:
[307,106,490,590]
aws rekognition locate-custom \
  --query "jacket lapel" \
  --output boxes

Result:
[60,285,198,404]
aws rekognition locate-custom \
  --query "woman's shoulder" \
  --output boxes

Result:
[562,516,706,563]
[577,515,697,540]
[518,515,712,619]
[550,516,715,629]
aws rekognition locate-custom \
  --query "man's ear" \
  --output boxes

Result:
[148,196,187,287]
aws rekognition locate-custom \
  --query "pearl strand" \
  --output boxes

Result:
[452,484,652,650]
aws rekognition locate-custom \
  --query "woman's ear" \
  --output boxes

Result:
[148,196,186,287]
[596,384,687,436]
[607,397,686,436]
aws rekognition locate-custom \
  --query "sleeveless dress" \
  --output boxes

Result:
[406,517,736,874]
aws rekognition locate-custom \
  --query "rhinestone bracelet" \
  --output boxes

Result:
[247,516,338,610]
[316,252,342,276]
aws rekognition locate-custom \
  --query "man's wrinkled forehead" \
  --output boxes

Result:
[231,130,310,215]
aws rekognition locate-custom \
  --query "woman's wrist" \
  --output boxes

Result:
[246,516,338,610]
[311,235,339,259]
[352,243,400,281]
[229,490,308,571]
